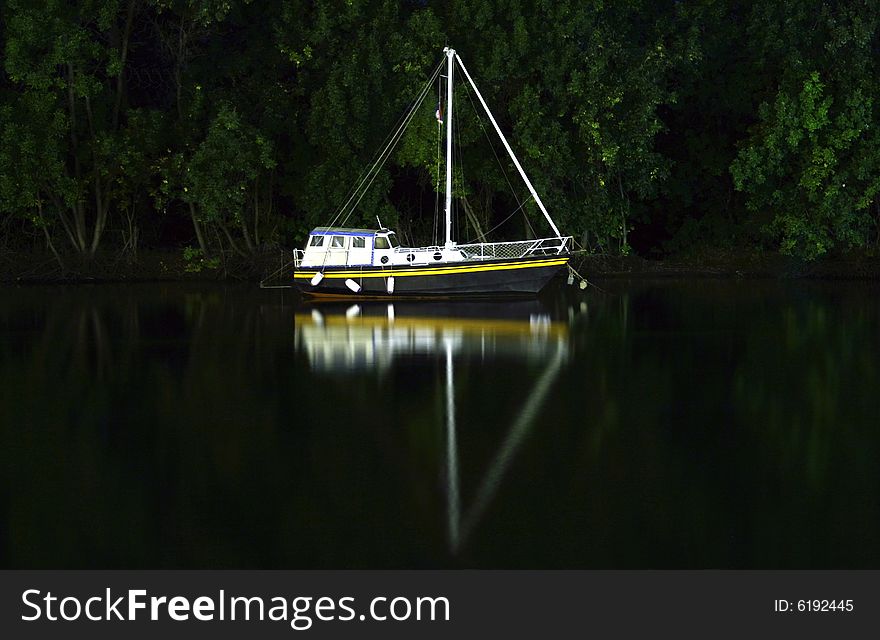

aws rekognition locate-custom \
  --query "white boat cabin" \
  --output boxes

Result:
[299,227,466,268]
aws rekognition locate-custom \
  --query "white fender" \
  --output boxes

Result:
[386,276,395,294]
[310,272,324,286]
[345,279,361,293]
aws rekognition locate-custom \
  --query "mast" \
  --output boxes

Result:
[454,53,563,238]
[443,47,455,249]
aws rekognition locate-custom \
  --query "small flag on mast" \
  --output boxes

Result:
[435,101,443,125]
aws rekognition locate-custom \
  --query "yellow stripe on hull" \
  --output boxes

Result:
[293,257,569,279]
[294,313,569,339]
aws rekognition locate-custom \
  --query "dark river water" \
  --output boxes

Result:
[1,280,878,568]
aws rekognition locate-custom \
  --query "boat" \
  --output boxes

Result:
[292,47,573,299]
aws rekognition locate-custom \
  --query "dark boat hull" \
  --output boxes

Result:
[293,255,569,298]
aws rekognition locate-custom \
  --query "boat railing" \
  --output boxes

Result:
[456,236,572,261]
[295,237,571,268]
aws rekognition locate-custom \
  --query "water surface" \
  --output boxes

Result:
[1,280,878,568]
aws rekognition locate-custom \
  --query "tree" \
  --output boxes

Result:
[0,89,73,264]
[730,1,880,259]
[185,104,276,255]
[3,0,140,257]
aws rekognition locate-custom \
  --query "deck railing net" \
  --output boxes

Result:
[455,236,571,260]
[293,236,571,268]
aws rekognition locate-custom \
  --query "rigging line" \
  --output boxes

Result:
[336,63,442,229]
[567,262,610,295]
[461,77,523,209]
[455,54,561,237]
[333,63,441,229]
[259,255,296,287]
[327,60,444,229]
[522,195,537,241]
[326,124,407,232]
[461,76,536,240]
[459,342,567,545]
[340,103,425,228]
[329,59,443,228]
[462,195,534,244]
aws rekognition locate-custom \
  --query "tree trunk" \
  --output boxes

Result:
[253,174,261,248]
[239,215,254,253]
[175,19,187,121]
[66,63,88,254]
[89,164,107,256]
[169,16,210,254]
[240,211,255,253]
[47,190,79,251]
[617,170,629,253]
[112,0,137,130]
[189,202,209,254]
[219,220,248,258]
[37,200,65,270]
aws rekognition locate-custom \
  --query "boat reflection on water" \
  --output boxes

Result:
[294,299,583,555]
[294,300,571,372]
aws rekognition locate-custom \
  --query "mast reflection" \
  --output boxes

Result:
[293,300,581,556]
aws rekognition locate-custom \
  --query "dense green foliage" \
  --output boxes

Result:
[1,0,878,263]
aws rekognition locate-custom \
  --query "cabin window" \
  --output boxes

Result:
[388,234,400,248]
[309,235,324,247]
[352,236,366,248]
[331,236,346,248]
[374,236,390,250]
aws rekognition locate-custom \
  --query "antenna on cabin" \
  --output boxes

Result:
[376,216,385,230]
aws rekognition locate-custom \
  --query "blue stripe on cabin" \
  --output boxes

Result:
[309,230,377,237]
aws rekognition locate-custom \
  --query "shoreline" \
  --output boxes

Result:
[573,250,880,281]
[2,248,880,285]
[0,248,289,286]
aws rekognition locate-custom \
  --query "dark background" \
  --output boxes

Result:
[1,0,878,267]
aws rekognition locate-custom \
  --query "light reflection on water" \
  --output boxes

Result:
[294,301,574,371]
[294,300,581,555]
[1,281,878,568]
